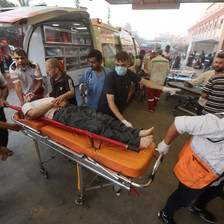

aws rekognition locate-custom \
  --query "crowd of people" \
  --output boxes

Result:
[0,42,224,224]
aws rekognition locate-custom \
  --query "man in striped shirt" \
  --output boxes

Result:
[201,53,224,114]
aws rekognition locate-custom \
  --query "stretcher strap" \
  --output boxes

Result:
[6,104,140,152]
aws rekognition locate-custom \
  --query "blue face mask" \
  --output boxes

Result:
[20,65,28,71]
[115,66,127,76]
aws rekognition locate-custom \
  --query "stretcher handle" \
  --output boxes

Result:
[126,145,140,152]
[131,153,163,188]
[4,104,22,112]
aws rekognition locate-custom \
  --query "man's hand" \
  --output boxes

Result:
[79,83,88,97]
[121,119,133,128]
[52,96,64,105]
[45,93,50,98]
[0,146,8,161]
[184,81,193,88]
[157,140,170,155]
[9,123,22,132]
[163,87,181,96]
[54,100,68,110]
[1,99,8,107]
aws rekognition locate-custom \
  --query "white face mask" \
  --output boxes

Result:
[115,66,127,76]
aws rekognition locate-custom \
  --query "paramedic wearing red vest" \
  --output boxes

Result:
[157,114,224,224]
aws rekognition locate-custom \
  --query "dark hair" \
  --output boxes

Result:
[88,49,102,62]
[140,50,145,54]
[115,51,129,62]
[13,48,28,57]
[166,45,170,49]
[217,52,224,59]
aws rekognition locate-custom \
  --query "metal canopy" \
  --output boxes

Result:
[105,1,223,9]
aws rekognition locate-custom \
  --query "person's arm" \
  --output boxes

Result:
[45,90,53,98]
[184,81,193,88]
[25,101,55,119]
[163,122,180,145]
[135,59,141,74]
[135,65,140,75]
[164,55,172,61]
[139,78,180,95]
[106,94,125,121]
[157,122,180,155]
[201,77,212,99]
[147,60,152,75]
[106,94,133,127]
[0,121,22,131]
[52,90,75,105]
[32,79,43,95]
[201,92,208,99]
[14,81,25,105]
[0,84,8,106]
[189,73,207,87]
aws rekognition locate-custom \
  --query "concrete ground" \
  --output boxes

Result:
[1,77,224,224]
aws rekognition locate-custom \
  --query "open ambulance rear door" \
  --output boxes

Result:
[0,7,93,88]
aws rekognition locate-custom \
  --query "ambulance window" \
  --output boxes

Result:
[122,45,136,57]
[72,33,91,45]
[102,43,116,69]
[115,44,122,53]
[44,27,71,43]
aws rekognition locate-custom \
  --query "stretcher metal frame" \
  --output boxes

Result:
[167,81,202,116]
[12,117,163,205]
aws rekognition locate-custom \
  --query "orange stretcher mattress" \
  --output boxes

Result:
[14,113,155,178]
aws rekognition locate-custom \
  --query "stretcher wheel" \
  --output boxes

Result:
[113,185,121,197]
[75,194,84,206]
[40,169,49,179]
[96,176,104,182]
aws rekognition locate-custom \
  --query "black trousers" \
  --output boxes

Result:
[164,174,224,218]
[197,104,204,116]
[0,61,5,74]
[0,107,8,147]
[53,105,141,147]
[194,178,224,209]
[4,56,12,70]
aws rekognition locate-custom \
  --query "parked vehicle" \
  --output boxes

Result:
[0,7,139,92]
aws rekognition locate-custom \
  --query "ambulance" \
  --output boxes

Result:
[0,7,139,91]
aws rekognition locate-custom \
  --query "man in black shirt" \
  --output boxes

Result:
[45,58,77,105]
[97,51,180,128]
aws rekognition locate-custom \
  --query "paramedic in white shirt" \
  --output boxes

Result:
[9,48,43,105]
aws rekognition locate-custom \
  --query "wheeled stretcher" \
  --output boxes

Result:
[167,81,202,116]
[10,109,163,205]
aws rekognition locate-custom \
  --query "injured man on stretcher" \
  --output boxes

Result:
[21,97,154,149]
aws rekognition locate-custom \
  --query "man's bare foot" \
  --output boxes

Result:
[0,146,8,161]
[139,127,154,137]
[139,135,153,148]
